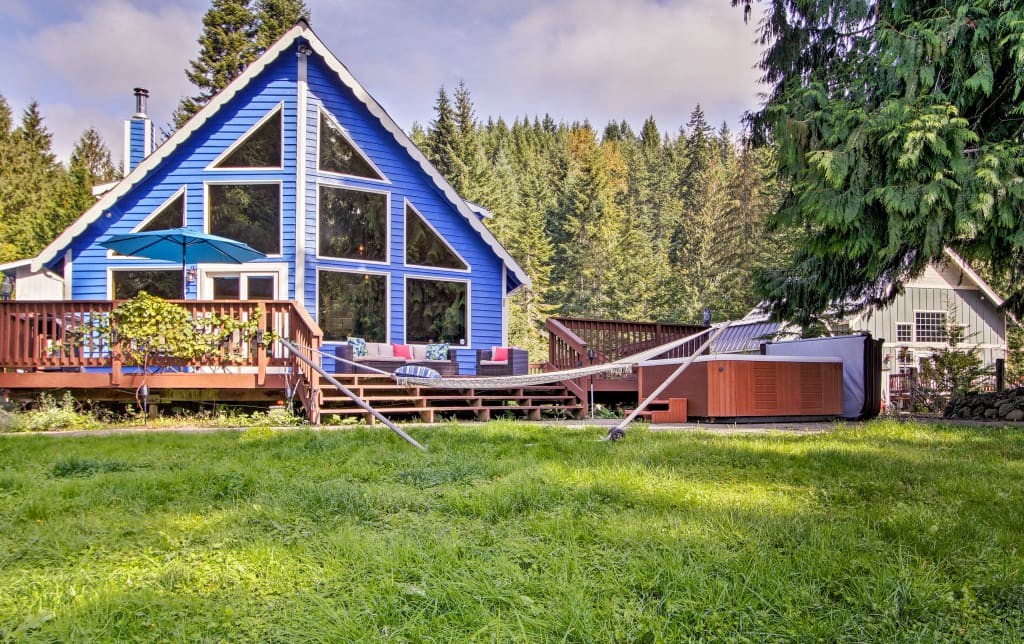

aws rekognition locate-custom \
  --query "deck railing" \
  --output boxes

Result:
[0,300,323,418]
[546,316,709,372]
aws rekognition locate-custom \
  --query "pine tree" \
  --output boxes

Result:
[426,86,458,178]
[66,127,120,218]
[175,0,308,127]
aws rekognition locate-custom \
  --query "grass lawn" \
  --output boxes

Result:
[1,420,1022,641]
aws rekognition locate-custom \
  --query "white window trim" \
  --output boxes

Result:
[403,274,471,346]
[402,199,470,273]
[315,267,391,343]
[106,266,182,299]
[197,262,289,300]
[895,322,913,343]
[914,309,948,343]
[206,102,285,171]
[315,181,391,266]
[108,186,187,260]
[316,106,390,183]
[204,180,284,257]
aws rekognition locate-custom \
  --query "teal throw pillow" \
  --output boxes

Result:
[425,343,449,360]
[348,337,368,358]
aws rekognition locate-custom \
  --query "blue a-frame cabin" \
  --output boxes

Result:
[26,20,529,374]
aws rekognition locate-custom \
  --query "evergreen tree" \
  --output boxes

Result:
[734,0,1024,321]
[66,127,120,218]
[175,0,308,127]
[426,86,458,178]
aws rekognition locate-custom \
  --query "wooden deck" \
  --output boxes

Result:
[318,373,584,423]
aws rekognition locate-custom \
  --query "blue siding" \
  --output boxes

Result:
[304,53,506,370]
[128,119,147,171]
[66,52,300,301]
[56,38,509,374]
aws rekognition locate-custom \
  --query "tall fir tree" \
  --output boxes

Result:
[175,0,308,127]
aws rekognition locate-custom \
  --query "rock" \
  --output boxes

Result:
[1007,409,1024,422]
[959,408,972,419]
[985,408,998,419]
[998,402,1015,418]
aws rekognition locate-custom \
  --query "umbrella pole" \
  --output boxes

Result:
[181,242,187,299]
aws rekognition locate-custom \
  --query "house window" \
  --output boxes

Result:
[406,278,467,344]
[405,203,468,270]
[112,270,182,300]
[318,110,384,180]
[208,183,280,254]
[896,323,912,343]
[896,348,914,372]
[318,185,387,261]
[112,190,185,257]
[318,270,387,342]
[213,106,282,169]
[914,311,946,343]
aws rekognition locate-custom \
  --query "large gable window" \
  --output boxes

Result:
[112,270,182,300]
[318,270,387,342]
[208,183,280,254]
[318,185,387,262]
[405,203,468,270]
[318,110,385,180]
[406,278,467,345]
[212,105,282,169]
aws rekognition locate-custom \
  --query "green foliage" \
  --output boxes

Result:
[736,0,1024,323]
[19,392,103,432]
[0,421,1022,639]
[175,0,309,127]
[72,292,272,369]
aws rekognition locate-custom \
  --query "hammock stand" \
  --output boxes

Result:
[278,337,426,452]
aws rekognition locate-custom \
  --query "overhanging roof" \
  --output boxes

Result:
[32,21,531,290]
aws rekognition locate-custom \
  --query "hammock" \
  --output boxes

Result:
[322,326,717,389]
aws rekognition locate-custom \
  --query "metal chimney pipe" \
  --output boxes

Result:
[133,87,149,117]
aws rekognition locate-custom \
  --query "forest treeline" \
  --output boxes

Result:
[412,83,793,355]
[0,82,792,357]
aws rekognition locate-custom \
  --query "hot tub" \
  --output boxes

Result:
[637,354,843,420]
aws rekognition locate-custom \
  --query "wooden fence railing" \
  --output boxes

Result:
[0,300,323,419]
[546,316,709,372]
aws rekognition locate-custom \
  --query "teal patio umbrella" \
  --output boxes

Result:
[99,227,266,298]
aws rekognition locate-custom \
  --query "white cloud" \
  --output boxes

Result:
[2,0,198,161]
[482,0,761,132]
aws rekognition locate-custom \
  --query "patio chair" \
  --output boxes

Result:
[475,347,529,376]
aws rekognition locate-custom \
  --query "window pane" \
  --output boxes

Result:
[212,276,240,300]
[318,186,387,261]
[209,183,280,254]
[319,112,383,180]
[896,323,912,343]
[914,312,946,342]
[112,270,182,299]
[142,192,184,232]
[405,204,467,269]
[318,270,387,342]
[216,109,281,168]
[406,278,466,344]
[247,276,275,300]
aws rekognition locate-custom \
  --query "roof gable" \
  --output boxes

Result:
[33,22,530,290]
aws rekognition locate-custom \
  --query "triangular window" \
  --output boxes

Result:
[405,203,468,270]
[112,189,185,257]
[319,110,385,180]
[140,191,184,232]
[213,106,282,169]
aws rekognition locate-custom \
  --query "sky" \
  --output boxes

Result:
[0,0,765,164]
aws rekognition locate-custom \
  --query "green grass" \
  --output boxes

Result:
[1,420,1022,641]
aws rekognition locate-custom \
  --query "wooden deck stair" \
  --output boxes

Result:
[318,373,585,423]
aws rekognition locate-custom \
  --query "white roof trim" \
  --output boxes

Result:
[32,22,532,290]
[32,23,308,272]
[941,248,1004,306]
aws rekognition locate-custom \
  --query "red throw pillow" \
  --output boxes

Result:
[492,346,509,362]
[393,344,412,359]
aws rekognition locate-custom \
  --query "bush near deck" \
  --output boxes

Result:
[0,420,1022,641]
